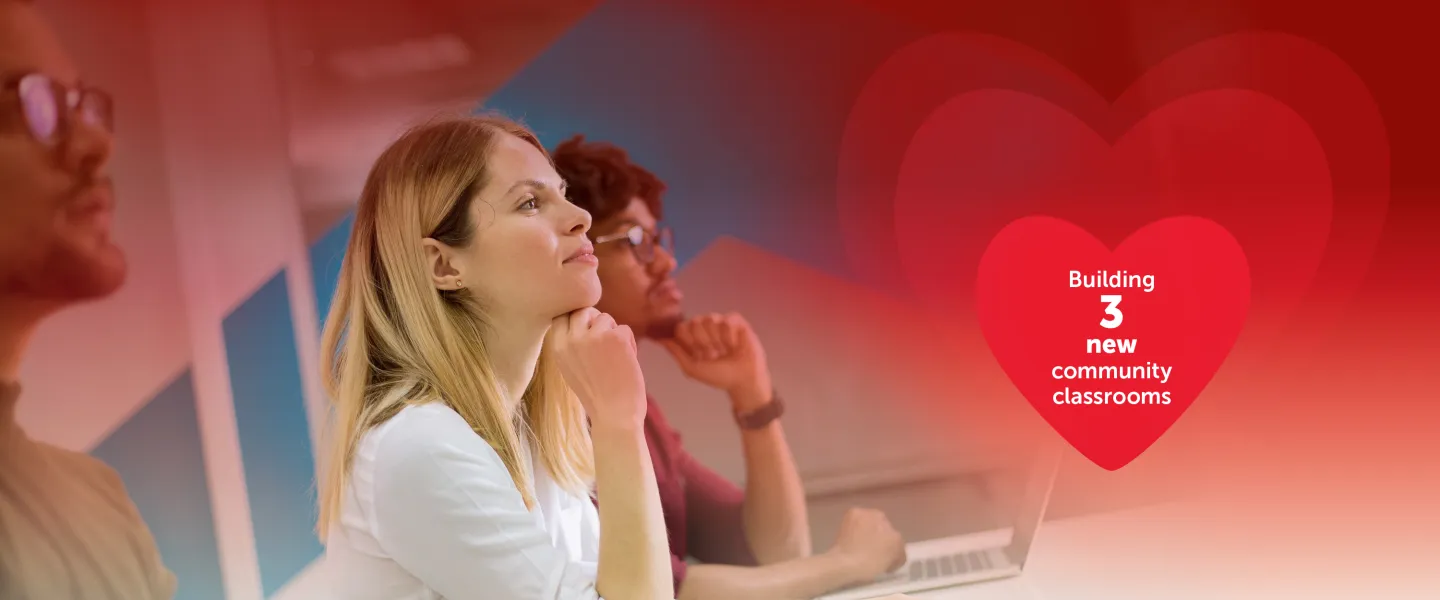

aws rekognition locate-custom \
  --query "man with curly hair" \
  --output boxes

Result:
[553,134,908,600]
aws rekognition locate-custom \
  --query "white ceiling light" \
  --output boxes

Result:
[327,33,472,82]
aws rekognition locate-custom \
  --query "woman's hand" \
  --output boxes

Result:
[554,314,673,599]
[549,307,647,431]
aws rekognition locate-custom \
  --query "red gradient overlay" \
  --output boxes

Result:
[822,6,1440,592]
[23,0,1440,596]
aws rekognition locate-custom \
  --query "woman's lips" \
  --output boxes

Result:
[564,242,597,265]
[564,252,598,266]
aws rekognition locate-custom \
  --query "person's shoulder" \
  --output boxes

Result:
[357,403,528,535]
[24,442,176,592]
[33,441,130,494]
[361,402,506,476]
[30,442,159,533]
[380,401,475,438]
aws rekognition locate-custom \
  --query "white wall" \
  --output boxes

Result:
[142,0,324,596]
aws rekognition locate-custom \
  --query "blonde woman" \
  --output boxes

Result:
[317,114,673,600]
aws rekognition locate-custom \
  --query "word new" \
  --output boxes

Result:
[1087,338,1137,354]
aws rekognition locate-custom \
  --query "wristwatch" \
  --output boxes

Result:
[734,391,785,430]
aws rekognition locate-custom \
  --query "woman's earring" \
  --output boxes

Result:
[455,278,464,290]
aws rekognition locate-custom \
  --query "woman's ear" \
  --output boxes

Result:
[421,238,466,291]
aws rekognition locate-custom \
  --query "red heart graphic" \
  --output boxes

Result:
[976,216,1250,470]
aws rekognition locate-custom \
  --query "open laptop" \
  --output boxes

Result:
[817,442,1063,600]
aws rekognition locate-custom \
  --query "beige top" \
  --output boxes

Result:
[0,382,176,599]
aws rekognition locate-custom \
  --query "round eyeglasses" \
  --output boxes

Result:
[3,72,114,146]
[594,224,674,264]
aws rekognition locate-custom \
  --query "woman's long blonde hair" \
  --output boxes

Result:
[316,114,595,539]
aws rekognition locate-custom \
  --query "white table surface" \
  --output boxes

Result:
[902,500,1440,600]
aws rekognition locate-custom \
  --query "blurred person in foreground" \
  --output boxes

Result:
[317,114,673,599]
[551,135,908,600]
[0,0,175,597]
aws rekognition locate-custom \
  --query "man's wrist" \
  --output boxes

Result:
[727,382,773,413]
[732,389,784,431]
[821,549,867,586]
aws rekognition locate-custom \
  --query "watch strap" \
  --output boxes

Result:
[735,391,784,430]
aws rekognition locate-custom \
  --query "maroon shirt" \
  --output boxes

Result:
[641,396,759,593]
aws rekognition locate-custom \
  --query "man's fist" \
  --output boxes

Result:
[658,312,772,407]
[828,508,908,580]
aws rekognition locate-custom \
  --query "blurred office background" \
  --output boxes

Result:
[21,0,1211,598]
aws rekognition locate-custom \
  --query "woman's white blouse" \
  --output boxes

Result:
[324,403,603,599]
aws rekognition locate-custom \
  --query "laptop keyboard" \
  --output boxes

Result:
[874,550,997,584]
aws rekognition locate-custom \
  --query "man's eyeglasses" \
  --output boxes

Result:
[3,72,114,146]
[594,224,674,264]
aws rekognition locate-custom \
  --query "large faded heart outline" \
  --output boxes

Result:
[892,85,1329,336]
[837,32,1388,340]
[834,32,1389,465]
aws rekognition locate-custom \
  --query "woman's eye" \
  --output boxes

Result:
[519,197,539,211]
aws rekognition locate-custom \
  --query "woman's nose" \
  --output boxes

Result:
[567,203,592,235]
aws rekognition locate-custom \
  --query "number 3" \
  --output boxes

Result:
[1100,295,1123,329]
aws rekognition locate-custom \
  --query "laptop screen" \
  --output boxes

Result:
[1003,441,1064,568]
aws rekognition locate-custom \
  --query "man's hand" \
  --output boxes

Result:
[658,312,772,410]
[827,508,907,580]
